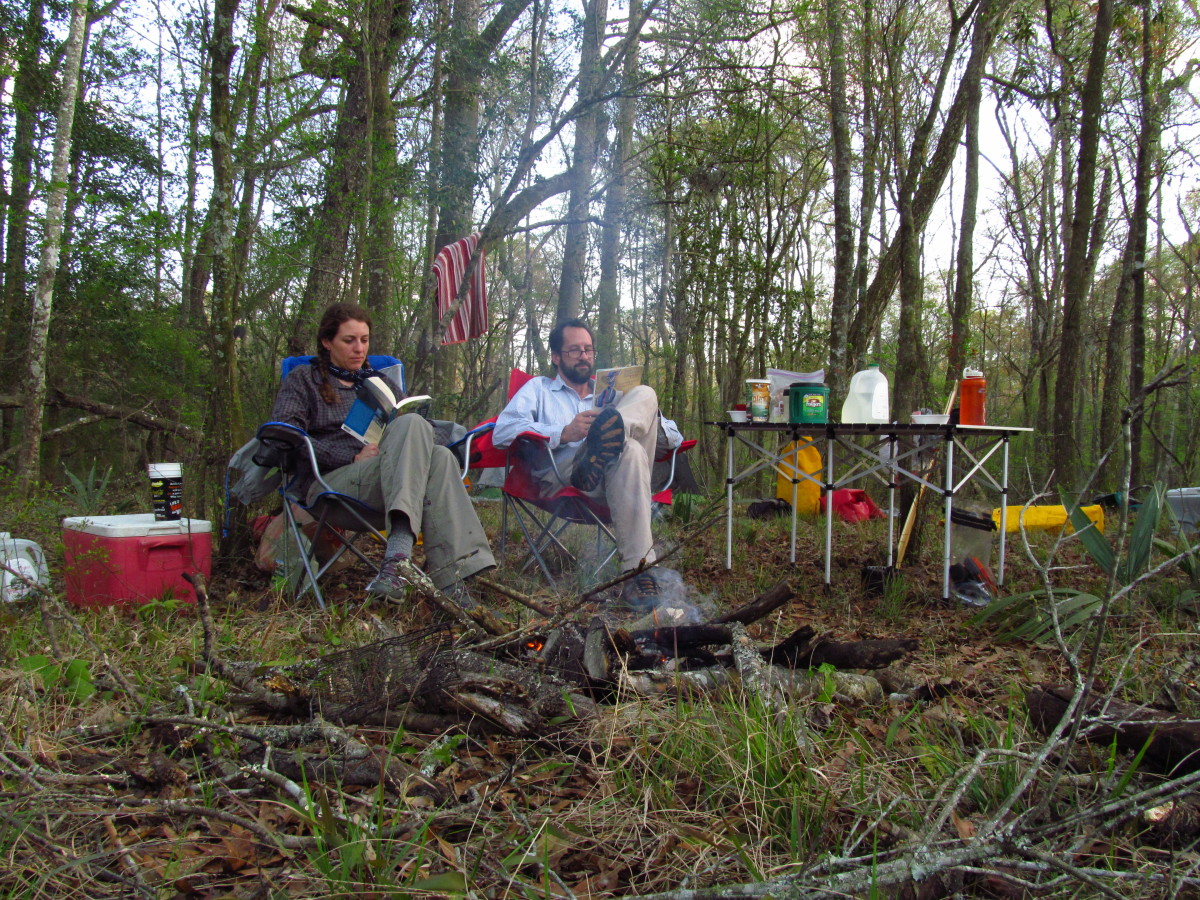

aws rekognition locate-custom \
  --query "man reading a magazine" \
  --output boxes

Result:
[493,319,683,607]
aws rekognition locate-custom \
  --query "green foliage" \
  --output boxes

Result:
[612,691,834,856]
[17,655,96,703]
[974,485,1188,642]
[60,461,113,516]
[670,492,703,524]
[814,662,838,703]
[971,588,1104,644]
[1063,484,1164,586]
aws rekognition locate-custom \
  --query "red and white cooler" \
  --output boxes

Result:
[62,514,212,608]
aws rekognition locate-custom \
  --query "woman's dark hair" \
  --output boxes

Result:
[314,302,372,404]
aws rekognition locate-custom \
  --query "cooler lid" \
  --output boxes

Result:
[62,514,212,537]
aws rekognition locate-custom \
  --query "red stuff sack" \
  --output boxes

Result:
[820,488,885,523]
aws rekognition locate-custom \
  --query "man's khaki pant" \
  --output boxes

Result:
[542,385,667,572]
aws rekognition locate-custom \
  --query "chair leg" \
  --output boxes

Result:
[506,497,563,587]
[281,502,326,610]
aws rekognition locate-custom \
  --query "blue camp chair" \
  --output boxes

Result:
[244,356,404,608]
[252,421,389,609]
[281,355,404,388]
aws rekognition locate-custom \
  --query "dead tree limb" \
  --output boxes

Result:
[715,580,793,625]
[0,390,200,439]
[184,572,293,712]
[1027,683,1200,775]
[767,632,920,670]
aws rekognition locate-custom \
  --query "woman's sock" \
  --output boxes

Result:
[385,513,415,560]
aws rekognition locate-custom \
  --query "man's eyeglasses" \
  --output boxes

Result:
[562,347,595,359]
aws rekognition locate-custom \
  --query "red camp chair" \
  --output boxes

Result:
[461,368,695,587]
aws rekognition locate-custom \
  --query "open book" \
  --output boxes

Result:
[341,374,432,445]
[593,365,643,408]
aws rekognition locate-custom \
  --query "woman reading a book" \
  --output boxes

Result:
[270,302,495,603]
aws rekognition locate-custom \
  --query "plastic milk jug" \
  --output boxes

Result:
[840,364,889,424]
[1,532,49,603]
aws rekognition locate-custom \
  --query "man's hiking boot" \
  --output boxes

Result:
[367,556,437,601]
[620,569,660,612]
[571,406,625,492]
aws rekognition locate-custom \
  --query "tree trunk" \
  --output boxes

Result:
[594,0,640,368]
[1,0,46,454]
[825,0,853,398]
[1052,0,1114,488]
[434,0,483,258]
[893,203,926,420]
[556,0,609,323]
[848,0,1011,362]
[287,0,413,356]
[433,0,536,255]
[1126,2,1164,491]
[16,0,89,496]
[408,0,532,385]
[287,57,371,353]
[205,0,244,508]
[947,32,982,383]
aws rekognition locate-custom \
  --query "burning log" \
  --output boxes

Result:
[232,625,599,734]
[765,628,919,670]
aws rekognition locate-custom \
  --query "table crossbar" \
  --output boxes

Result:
[712,421,1033,600]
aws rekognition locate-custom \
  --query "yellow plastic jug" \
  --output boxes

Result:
[776,440,822,515]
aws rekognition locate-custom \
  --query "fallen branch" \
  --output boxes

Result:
[1027,683,1200,775]
[184,572,292,712]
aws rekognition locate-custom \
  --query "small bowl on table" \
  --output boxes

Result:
[727,409,749,423]
[911,413,949,425]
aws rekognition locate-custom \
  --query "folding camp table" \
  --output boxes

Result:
[710,421,1033,601]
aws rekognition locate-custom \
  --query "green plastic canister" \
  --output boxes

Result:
[789,382,829,425]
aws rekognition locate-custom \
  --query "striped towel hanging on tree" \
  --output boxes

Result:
[433,232,488,345]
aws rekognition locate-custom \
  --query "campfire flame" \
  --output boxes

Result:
[628,569,711,668]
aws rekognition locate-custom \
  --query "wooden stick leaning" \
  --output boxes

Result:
[894,383,958,569]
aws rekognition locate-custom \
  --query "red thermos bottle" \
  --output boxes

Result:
[960,368,986,425]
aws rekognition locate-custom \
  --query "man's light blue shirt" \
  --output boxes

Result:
[493,373,682,469]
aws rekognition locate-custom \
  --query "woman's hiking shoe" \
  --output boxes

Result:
[620,569,660,611]
[367,556,437,601]
[571,406,625,492]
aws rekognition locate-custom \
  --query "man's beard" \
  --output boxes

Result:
[561,360,592,385]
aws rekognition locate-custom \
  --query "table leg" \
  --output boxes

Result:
[943,436,954,601]
[790,443,798,564]
[725,429,734,569]
[999,435,1010,585]
[886,434,896,567]
[825,434,835,588]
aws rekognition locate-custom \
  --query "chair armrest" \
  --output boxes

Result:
[653,437,697,493]
[256,421,343,500]
[451,420,502,479]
